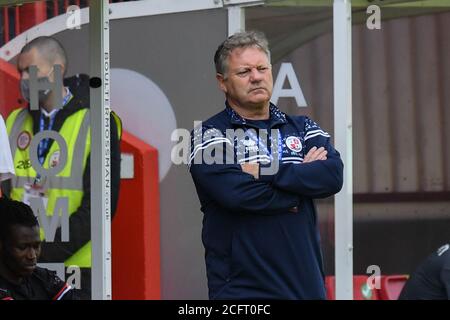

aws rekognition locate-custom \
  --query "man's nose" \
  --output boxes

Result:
[249,68,264,82]
[26,248,37,260]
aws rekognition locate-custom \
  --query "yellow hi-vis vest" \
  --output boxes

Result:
[6,107,122,268]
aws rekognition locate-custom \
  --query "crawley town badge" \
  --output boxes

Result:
[286,136,302,153]
[17,131,31,150]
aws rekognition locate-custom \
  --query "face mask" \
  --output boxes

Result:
[19,67,54,104]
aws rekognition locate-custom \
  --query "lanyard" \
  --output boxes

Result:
[38,112,57,165]
[37,89,73,166]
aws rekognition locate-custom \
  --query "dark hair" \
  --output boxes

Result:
[20,36,68,75]
[214,30,270,78]
[0,198,39,242]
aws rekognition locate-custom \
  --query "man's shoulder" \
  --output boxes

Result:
[284,113,307,125]
[33,267,72,300]
[283,114,329,134]
[60,74,91,116]
[33,267,65,289]
[436,243,450,265]
[202,109,230,128]
[5,107,29,123]
[191,109,229,135]
[64,74,90,100]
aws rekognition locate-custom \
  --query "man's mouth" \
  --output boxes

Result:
[23,264,36,271]
[249,87,266,93]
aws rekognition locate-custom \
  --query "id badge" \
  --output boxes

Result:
[23,182,48,208]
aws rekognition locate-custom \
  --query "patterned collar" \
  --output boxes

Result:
[225,101,287,127]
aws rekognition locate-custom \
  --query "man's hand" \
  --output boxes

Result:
[241,163,259,179]
[241,147,326,178]
[303,146,327,163]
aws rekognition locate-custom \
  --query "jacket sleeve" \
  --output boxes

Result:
[269,117,344,199]
[32,267,78,300]
[442,254,450,299]
[39,116,121,262]
[189,125,299,214]
[0,287,13,300]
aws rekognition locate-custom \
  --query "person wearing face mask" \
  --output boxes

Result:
[0,36,122,300]
[19,65,56,107]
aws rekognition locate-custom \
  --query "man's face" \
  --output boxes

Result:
[0,225,41,278]
[217,46,273,109]
[17,47,54,82]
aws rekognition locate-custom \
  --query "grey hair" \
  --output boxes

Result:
[214,30,271,78]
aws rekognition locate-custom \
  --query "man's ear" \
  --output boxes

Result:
[60,64,66,78]
[55,63,65,79]
[216,73,227,94]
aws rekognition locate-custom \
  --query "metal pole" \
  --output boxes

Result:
[333,0,353,300]
[89,0,112,300]
[227,5,245,36]
[227,1,267,36]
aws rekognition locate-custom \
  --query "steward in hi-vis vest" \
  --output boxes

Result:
[2,37,122,299]
[2,73,122,299]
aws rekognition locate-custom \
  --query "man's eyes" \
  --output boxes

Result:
[235,66,269,77]
[237,70,250,76]
[16,244,41,250]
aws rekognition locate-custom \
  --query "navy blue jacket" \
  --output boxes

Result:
[189,103,343,300]
[399,243,450,300]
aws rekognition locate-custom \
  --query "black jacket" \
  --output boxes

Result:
[399,243,450,300]
[0,266,77,300]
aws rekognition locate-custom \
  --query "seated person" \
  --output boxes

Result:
[0,197,76,300]
[399,243,450,300]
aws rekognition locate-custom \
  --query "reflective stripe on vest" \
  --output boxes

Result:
[8,108,91,267]
[65,112,122,267]
[9,109,89,191]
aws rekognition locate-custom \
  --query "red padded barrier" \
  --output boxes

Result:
[325,275,380,300]
[378,275,409,300]
[0,58,25,118]
[112,131,161,299]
